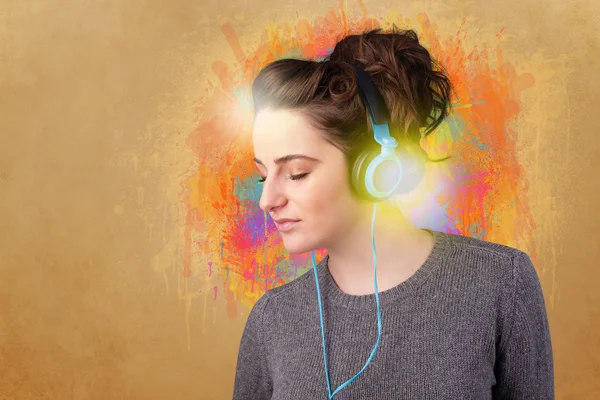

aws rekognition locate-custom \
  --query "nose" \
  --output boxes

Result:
[259,177,287,212]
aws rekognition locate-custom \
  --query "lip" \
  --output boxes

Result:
[274,219,300,232]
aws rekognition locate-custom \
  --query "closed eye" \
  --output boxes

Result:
[290,173,308,181]
[257,173,309,184]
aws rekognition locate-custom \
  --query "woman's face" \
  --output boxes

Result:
[252,108,367,254]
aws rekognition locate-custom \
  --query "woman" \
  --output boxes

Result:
[233,27,554,399]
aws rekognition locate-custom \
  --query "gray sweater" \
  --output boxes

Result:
[232,229,554,399]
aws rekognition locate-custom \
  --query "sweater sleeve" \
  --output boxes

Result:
[492,251,555,399]
[232,293,273,400]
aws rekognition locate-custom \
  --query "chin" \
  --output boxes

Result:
[281,235,318,255]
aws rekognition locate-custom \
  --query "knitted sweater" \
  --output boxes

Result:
[232,229,554,399]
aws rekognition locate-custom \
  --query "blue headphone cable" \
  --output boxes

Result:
[311,202,382,399]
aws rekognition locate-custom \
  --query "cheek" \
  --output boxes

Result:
[299,172,354,219]
[295,184,329,214]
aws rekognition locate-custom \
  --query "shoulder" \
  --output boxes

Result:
[440,231,533,272]
[248,265,316,317]
[435,231,540,295]
[441,230,524,260]
[435,232,546,334]
[438,231,543,312]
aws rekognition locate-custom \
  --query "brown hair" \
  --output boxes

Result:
[251,26,454,164]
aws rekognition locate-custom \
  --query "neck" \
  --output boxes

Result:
[324,202,432,295]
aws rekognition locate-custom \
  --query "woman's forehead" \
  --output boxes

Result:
[252,109,324,154]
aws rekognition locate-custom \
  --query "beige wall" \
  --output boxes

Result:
[1,0,599,398]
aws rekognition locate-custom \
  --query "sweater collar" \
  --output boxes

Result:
[314,229,451,310]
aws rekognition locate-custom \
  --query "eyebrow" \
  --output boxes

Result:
[253,154,322,166]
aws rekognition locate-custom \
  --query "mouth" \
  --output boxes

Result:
[274,219,301,232]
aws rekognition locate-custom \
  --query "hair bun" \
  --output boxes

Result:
[328,26,454,149]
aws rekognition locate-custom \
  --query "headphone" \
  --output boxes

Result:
[311,63,397,399]
[348,63,403,202]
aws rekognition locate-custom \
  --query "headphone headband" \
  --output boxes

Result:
[348,64,390,126]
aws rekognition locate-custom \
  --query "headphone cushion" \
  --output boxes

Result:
[350,149,381,202]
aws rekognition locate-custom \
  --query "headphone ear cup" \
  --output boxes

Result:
[350,149,383,202]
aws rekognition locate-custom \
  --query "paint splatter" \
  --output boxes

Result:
[181,3,537,321]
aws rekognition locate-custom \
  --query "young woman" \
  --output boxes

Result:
[233,27,554,399]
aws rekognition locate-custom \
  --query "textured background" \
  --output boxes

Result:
[1,0,599,399]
